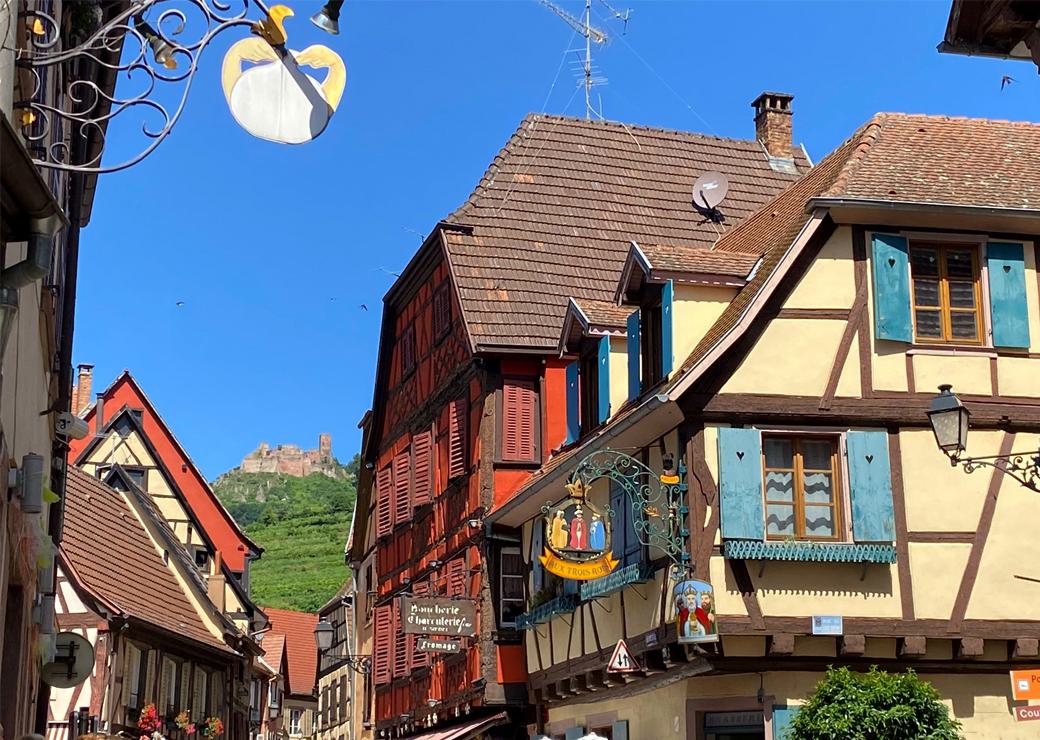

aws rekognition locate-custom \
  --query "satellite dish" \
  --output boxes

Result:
[41,632,94,688]
[692,171,729,210]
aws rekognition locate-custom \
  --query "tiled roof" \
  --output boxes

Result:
[442,113,808,350]
[262,633,286,674]
[816,113,1040,210]
[638,243,761,277]
[573,299,634,330]
[265,607,319,697]
[62,466,232,652]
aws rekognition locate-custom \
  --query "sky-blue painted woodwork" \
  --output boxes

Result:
[718,427,765,540]
[531,515,544,592]
[772,706,800,739]
[987,242,1030,349]
[846,430,896,542]
[565,360,580,445]
[662,279,675,376]
[597,335,611,424]
[626,308,641,400]
[871,233,912,342]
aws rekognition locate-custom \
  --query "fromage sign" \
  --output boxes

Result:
[400,596,477,637]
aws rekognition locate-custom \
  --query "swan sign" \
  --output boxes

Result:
[221,37,345,145]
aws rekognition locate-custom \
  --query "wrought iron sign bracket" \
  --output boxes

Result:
[945,449,1040,493]
[15,0,287,173]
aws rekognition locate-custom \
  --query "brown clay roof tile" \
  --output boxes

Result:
[61,466,233,652]
[265,607,319,697]
[442,114,808,350]
[638,243,761,277]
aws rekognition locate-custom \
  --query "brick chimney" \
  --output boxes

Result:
[752,91,794,160]
[72,363,93,416]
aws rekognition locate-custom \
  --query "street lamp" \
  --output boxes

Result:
[313,618,371,675]
[928,384,970,456]
[929,384,1040,492]
[311,1,344,35]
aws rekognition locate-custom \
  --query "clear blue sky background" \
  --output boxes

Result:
[75,0,1039,480]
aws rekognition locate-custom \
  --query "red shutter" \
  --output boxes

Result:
[433,285,451,339]
[412,429,433,508]
[410,582,430,669]
[376,467,393,538]
[447,557,467,598]
[448,396,468,479]
[393,447,412,525]
[392,600,409,679]
[373,606,392,685]
[502,379,537,462]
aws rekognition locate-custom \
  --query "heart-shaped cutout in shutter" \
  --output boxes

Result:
[866,454,874,463]
[736,451,745,460]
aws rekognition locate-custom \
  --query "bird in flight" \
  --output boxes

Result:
[359,304,368,311]
[1001,74,1015,90]
[175,300,185,307]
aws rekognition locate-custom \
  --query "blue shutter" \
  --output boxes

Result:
[597,336,611,424]
[871,234,912,342]
[531,519,544,593]
[611,479,640,567]
[612,720,629,740]
[627,309,640,400]
[718,427,764,540]
[987,242,1030,349]
[846,430,895,543]
[565,360,579,444]
[564,728,584,740]
[772,705,800,740]
[661,279,674,376]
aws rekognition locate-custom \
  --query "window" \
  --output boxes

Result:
[190,545,210,571]
[193,668,209,721]
[448,396,468,479]
[160,656,179,715]
[433,284,451,340]
[289,709,303,735]
[400,326,416,376]
[910,242,983,344]
[578,348,599,435]
[640,288,664,388]
[498,547,525,628]
[127,643,149,709]
[763,435,843,541]
[499,379,540,463]
[364,564,374,623]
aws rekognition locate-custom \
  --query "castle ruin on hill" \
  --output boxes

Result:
[239,433,341,478]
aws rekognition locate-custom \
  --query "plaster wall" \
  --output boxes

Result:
[672,285,737,376]
[720,318,846,396]
[608,336,628,419]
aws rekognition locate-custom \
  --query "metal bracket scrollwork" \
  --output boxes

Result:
[15,0,276,173]
[948,449,1040,493]
[567,449,691,569]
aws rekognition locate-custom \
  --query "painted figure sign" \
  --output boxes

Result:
[673,578,719,644]
[540,480,617,580]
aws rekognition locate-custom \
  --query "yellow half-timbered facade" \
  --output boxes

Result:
[488,113,1040,740]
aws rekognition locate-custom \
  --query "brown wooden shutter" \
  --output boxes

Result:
[373,606,392,685]
[501,379,537,462]
[433,285,451,339]
[412,429,433,508]
[393,447,412,525]
[448,396,468,479]
[376,467,393,538]
[392,600,408,679]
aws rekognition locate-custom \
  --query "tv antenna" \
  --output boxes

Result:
[535,0,633,120]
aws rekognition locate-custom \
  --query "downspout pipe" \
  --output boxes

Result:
[0,214,63,289]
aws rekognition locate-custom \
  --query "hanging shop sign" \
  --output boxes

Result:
[673,578,719,644]
[606,639,640,673]
[417,637,461,654]
[540,480,617,581]
[399,596,476,637]
[1014,705,1040,723]
[41,632,93,688]
[221,35,345,145]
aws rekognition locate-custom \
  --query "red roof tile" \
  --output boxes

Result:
[442,114,808,350]
[265,607,319,697]
[61,467,233,653]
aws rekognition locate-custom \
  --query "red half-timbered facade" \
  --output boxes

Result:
[355,107,809,739]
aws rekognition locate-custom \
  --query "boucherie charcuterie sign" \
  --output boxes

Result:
[399,596,477,637]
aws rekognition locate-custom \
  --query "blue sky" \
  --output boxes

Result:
[75,0,1039,479]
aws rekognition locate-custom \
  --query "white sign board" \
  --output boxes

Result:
[811,615,843,636]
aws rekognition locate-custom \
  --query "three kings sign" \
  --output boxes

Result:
[540,479,618,580]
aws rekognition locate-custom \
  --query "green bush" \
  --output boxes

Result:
[786,666,962,740]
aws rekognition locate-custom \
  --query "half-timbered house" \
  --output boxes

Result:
[49,466,255,740]
[352,95,810,738]
[486,112,1040,739]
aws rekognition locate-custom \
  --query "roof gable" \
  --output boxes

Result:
[70,371,261,570]
[61,467,235,654]
[265,607,319,697]
[439,113,809,351]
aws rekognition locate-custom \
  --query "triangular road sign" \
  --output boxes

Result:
[606,639,640,673]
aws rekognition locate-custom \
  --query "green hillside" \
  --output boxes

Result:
[213,462,357,612]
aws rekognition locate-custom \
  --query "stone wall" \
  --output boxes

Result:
[239,435,340,478]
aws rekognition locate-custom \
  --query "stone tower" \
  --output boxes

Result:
[319,433,332,462]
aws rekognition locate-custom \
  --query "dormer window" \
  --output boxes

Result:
[578,342,601,436]
[640,284,665,389]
